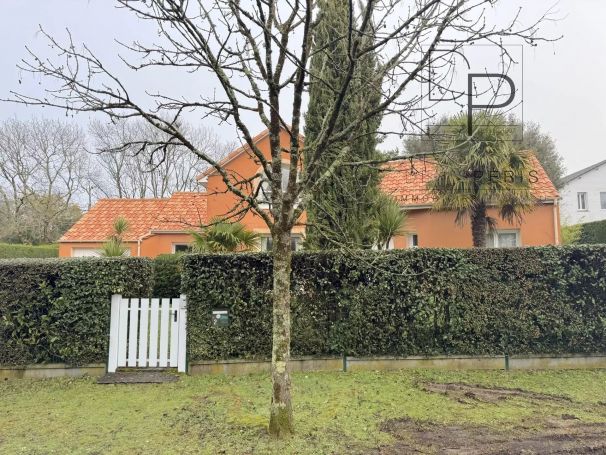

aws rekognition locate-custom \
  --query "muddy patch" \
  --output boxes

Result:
[377,417,606,454]
[422,382,574,405]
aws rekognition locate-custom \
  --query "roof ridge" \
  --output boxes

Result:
[561,158,606,186]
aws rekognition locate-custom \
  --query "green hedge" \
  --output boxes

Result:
[152,254,183,297]
[579,220,606,244]
[0,243,59,259]
[0,257,153,365]
[182,246,606,361]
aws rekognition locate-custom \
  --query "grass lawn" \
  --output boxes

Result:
[2,369,606,454]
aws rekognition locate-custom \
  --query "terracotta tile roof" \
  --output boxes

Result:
[151,192,208,231]
[60,199,168,242]
[379,153,559,207]
[60,193,209,242]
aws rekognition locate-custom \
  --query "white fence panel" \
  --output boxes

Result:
[107,295,186,373]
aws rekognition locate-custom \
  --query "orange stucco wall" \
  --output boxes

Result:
[58,242,138,257]
[205,128,306,234]
[392,203,560,248]
[139,233,195,257]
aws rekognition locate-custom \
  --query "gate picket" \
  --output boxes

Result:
[117,297,129,368]
[138,298,149,367]
[159,298,170,367]
[108,295,186,373]
[170,299,179,367]
[128,298,139,366]
[148,298,159,367]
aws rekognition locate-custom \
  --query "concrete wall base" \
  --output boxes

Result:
[0,363,105,380]
[3,354,606,379]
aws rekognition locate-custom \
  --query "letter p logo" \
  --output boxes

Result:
[467,73,516,135]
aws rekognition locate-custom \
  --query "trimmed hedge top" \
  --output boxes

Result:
[0,243,59,259]
[182,246,606,361]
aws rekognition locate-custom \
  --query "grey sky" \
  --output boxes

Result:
[1,0,605,175]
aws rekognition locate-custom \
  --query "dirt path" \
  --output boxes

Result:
[374,382,606,454]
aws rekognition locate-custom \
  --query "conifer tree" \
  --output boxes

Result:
[304,0,383,249]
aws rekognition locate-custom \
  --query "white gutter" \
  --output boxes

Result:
[553,198,560,245]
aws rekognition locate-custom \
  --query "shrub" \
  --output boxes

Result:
[182,246,606,361]
[152,254,183,297]
[579,220,606,244]
[0,243,58,259]
[0,257,153,365]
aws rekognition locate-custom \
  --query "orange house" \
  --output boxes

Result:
[59,128,560,257]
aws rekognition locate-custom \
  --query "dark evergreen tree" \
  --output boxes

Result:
[304,0,383,249]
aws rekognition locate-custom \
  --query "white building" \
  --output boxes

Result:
[560,159,606,225]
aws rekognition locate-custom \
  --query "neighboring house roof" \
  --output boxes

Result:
[379,154,559,208]
[560,159,606,186]
[60,193,208,242]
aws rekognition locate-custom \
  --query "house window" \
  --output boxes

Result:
[212,310,229,327]
[71,247,102,257]
[173,244,192,253]
[601,192,606,210]
[408,234,418,248]
[485,230,520,248]
[259,165,290,204]
[258,165,300,208]
[577,192,588,211]
[260,235,302,252]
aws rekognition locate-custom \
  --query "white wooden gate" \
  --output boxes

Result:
[107,294,187,373]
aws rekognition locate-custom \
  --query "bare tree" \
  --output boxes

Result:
[7,0,555,435]
[89,119,232,198]
[0,118,87,243]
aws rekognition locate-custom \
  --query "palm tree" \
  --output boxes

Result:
[428,113,535,247]
[374,193,407,250]
[100,216,129,257]
[191,219,260,253]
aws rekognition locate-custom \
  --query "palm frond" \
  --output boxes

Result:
[190,218,260,253]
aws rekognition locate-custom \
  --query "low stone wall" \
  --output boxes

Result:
[189,354,606,375]
[0,363,105,380]
[3,354,606,379]
[189,357,343,375]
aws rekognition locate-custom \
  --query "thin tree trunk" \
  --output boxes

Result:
[268,228,294,436]
[471,202,488,247]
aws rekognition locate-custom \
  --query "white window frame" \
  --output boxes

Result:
[486,230,520,248]
[71,247,102,257]
[257,164,300,209]
[408,234,419,248]
[577,192,588,211]
[259,235,303,252]
[600,192,606,210]
[172,243,192,254]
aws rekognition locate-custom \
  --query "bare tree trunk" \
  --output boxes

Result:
[471,202,488,248]
[268,227,294,437]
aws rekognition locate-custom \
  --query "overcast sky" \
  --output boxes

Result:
[1,0,605,175]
